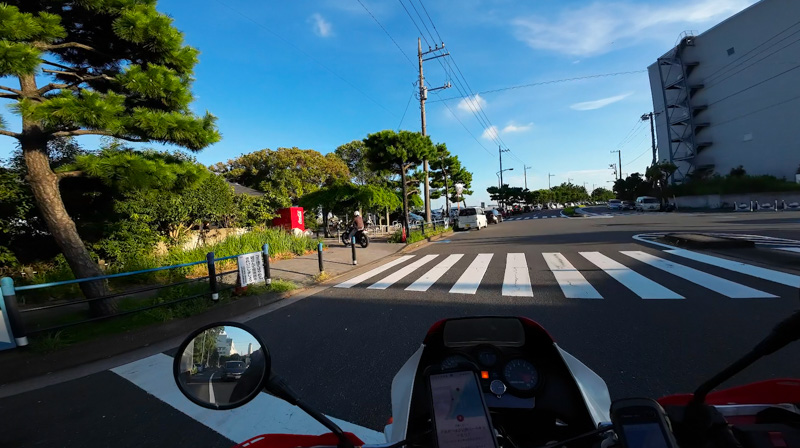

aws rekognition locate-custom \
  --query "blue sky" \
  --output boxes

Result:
[1,0,756,207]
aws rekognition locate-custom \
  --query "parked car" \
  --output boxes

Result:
[607,199,622,210]
[485,209,503,224]
[635,196,661,211]
[222,360,246,381]
[408,212,424,225]
[621,200,635,210]
[533,204,542,211]
[456,207,488,230]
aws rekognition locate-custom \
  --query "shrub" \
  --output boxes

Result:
[673,174,800,196]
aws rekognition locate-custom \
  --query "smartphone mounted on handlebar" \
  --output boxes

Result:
[611,398,679,448]
[426,365,498,448]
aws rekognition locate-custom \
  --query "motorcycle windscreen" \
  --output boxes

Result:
[443,318,525,348]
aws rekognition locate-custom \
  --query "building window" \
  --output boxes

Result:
[727,47,735,56]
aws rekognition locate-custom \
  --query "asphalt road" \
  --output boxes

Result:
[3,208,800,447]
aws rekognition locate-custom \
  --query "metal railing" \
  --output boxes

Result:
[0,244,274,350]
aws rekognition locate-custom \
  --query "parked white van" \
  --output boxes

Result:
[456,207,488,230]
[635,196,661,211]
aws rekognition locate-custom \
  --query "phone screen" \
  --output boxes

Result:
[429,371,497,448]
[621,422,670,448]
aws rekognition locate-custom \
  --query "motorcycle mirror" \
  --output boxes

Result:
[173,322,271,410]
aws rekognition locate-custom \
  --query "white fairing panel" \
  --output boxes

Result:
[385,345,424,443]
[556,344,611,425]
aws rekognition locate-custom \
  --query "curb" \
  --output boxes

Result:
[399,229,455,253]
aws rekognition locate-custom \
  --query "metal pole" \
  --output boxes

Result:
[1,277,27,347]
[262,244,272,285]
[351,237,357,265]
[317,242,324,272]
[206,252,218,301]
[649,113,657,165]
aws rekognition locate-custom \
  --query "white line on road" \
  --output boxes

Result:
[665,249,800,288]
[621,251,776,298]
[542,253,602,299]
[368,255,438,290]
[334,256,415,288]
[776,247,800,253]
[580,252,683,299]
[112,354,384,444]
[450,254,494,294]
[406,254,464,292]
[208,372,216,405]
[503,253,534,297]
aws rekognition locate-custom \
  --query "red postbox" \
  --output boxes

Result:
[272,207,305,232]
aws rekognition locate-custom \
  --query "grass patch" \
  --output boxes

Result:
[388,225,451,244]
[29,330,68,353]
[563,207,577,216]
[313,271,333,283]
[240,278,298,296]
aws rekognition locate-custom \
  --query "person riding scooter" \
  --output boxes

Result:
[348,211,364,243]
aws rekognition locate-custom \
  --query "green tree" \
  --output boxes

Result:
[363,130,433,236]
[334,140,385,186]
[591,187,615,201]
[645,161,678,204]
[430,143,473,209]
[213,147,350,210]
[0,2,220,315]
[613,173,649,200]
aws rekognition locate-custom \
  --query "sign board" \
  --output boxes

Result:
[238,252,266,286]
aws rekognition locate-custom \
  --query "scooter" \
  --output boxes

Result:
[173,312,800,448]
[341,224,369,248]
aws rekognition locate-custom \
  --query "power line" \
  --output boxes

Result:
[706,92,800,130]
[428,70,647,103]
[709,62,800,107]
[624,146,651,167]
[407,0,437,46]
[704,33,800,91]
[356,0,415,67]
[435,91,496,159]
[397,0,431,48]
[397,85,416,131]
[213,0,396,117]
[613,118,645,150]
[417,0,442,43]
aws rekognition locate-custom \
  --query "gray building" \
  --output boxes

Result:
[647,0,800,184]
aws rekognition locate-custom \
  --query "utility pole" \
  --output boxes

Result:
[641,112,657,166]
[609,163,618,180]
[440,154,450,219]
[417,38,450,224]
[523,165,531,190]
[499,145,510,208]
[548,173,555,189]
[610,150,622,180]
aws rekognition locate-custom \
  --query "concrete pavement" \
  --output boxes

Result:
[3,208,800,447]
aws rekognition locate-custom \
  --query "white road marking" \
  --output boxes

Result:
[580,252,683,299]
[542,253,602,299]
[502,253,534,297]
[368,255,438,290]
[776,247,800,253]
[450,254,494,294]
[208,372,216,405]
[406,254,464,292]
[666,249,800,288]
[112,354,384,444]
[621,251,776,298]
[334,256,415,288]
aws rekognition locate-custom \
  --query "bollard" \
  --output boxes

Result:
[262,244,272,285]
[318,242,324,272]
[206,252,219,301]
[775,200,779,211]
[433,220,437,231]
[750,200,754,211]
[420,222,425,236]
[351,236,357,265]
[1,277,28,347]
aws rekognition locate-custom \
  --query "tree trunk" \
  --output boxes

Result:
[400,166,410,238]
[18,74,115,317]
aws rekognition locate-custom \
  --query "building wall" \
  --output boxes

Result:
[648,0,800,182]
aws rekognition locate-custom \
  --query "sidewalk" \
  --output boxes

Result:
[0,239,404,388]
[270,238,400,284]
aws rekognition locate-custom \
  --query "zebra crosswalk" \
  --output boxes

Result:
[504,215,565,221]
[333,249,800,299]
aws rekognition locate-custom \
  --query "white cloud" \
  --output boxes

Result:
[502,122,534,134]
[309,13,333,38]
[512,0,756,56]
[457,94,487,114]
[482,125,499,141]
[570,92,632,111]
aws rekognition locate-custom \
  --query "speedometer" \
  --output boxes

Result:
[503,359,539,393]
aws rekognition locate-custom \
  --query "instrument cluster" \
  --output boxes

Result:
[439,345,542,397]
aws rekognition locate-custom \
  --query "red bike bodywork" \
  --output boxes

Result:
[233,432,364,448]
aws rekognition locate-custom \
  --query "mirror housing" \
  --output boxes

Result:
[173,322,270,410]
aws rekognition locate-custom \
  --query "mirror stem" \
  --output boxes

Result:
[267,374,354,448]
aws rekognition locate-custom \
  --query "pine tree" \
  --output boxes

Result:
[0,2,220,315]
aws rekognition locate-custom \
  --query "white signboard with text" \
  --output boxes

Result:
[238,252,266,286]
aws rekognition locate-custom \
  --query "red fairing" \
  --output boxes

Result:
[518,317,555,342]
[658,379,800,406]
[423,319,447,344]
[233,432,365,448]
